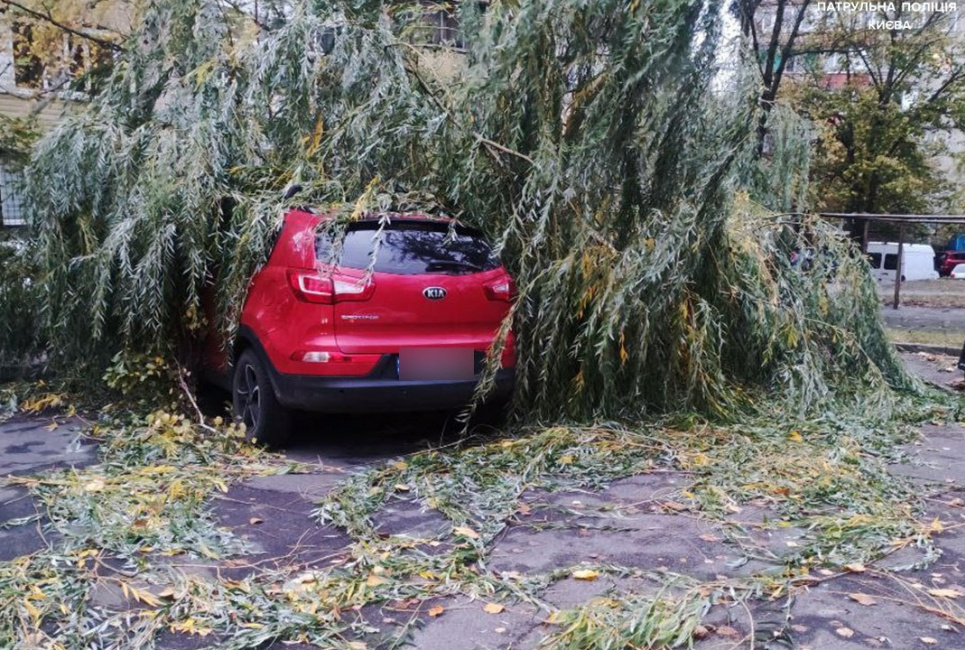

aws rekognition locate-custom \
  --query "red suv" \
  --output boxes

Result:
[204,210,516,445]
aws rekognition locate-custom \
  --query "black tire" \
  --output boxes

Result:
[232,349,292,448]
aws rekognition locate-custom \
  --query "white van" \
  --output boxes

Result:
[866,242,938,283]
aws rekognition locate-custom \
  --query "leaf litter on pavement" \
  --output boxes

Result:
[0,386,963,648]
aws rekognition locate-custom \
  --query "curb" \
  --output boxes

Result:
[894,342,961,357]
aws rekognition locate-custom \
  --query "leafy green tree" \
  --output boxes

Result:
[22,0,908,418]
[788,8,965,215]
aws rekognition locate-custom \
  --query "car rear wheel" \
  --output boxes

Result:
[233,349,292,448]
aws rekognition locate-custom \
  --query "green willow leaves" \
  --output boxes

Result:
[24,0,909,418]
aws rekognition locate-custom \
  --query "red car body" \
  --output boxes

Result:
[204,209,516,444]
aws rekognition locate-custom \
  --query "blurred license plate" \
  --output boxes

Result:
[398,348,473,380]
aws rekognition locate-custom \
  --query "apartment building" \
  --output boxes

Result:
[751,0,964,204]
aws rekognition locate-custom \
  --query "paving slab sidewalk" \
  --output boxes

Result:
[4,354,965,649]
[0,414,95,561]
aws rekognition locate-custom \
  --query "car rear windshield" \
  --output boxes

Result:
[315,220,501,275]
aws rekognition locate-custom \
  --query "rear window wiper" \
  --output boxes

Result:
[425,260,485,273]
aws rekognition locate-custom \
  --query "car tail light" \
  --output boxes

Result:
[484,276,517,302]
[287,269,375,304]
[288,270,334,303]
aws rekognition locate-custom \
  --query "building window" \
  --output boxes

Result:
[422,5,463,47]
[12,23,43,89]
[0,166,26,226]
[11,20,113,93]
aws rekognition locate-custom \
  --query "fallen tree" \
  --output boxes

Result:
[21,0,911,419]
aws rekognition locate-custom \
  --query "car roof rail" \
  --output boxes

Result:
[282,185,315,214]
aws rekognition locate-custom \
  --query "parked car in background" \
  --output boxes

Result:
[936,233,965,277]
[950,264,965,279]
[939,251,965,277]
[203,209,517,446]
[866,242,938,282]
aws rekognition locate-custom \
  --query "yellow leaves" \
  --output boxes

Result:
[141,465,176,475]
[571,569,599,581]
[350,176,382,221]
[682,451,711,468]
[848,593,877,606]
[576,284,596,318]
[558,455,574,465]
[926,518,945,534]
[619,331,629,365]
[788,430,803,443]
[83,478,106,493]
[23,597,42,622]
[715,625,741,638]
[196,541,219,560]
[927,588,963,599]
[453,526,480,540]
[188,59,216,89]
[21,393,64,414]
[168,479,188,501]
[120,582,162,608]
[581,250,595,276]
[74,547,100,568]
[170,617,213,637]
[572,368,585,393]
[304,115,325,158]
[427,605,445,617]
[366,574,388,587]
[483,603,505,614]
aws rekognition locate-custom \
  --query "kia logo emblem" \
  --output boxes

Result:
[423,287,447,300]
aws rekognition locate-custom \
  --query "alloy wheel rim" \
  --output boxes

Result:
[238,364,261,430]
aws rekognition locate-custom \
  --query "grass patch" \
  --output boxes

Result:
[886,327,962,348]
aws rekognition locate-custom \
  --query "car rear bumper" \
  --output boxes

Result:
[270,363,516,412]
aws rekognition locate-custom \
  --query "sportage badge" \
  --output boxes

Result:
[423,287,447,300]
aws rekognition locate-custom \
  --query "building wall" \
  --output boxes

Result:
[0,19,84,226]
